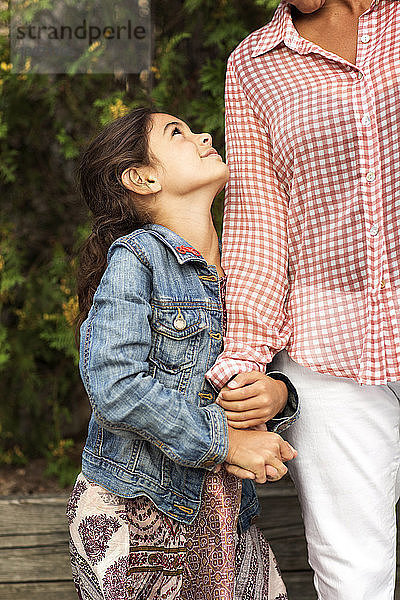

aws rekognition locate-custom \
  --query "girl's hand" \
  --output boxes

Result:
[225,427,297,484]
[216,372,288,429]
[223,463,281,481]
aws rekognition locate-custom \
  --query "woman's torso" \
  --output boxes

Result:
[228,0,400,384]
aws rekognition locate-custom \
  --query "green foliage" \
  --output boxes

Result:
[0,0,279,474]
[45,438,80,488]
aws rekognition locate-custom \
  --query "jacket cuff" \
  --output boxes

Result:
[265,371,300,434]
[197,403,229,470]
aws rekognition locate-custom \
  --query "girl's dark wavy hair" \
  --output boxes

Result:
[74,107,159,344]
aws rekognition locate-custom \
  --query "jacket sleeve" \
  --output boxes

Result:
[80,243,229,470]
[206,54,292,391]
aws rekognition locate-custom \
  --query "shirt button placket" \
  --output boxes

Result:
[366,170,375,183]
[369,223,379,237]
[355,44,384,314]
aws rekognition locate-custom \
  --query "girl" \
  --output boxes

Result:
[67,108,298,600]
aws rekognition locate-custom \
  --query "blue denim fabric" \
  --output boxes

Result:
[79,224,298,530]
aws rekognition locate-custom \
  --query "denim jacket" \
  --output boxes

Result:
[79,224,299,531]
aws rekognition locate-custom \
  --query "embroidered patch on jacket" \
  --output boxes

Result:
[175,245,201,257]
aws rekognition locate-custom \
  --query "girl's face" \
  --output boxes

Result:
[148,113,229,198]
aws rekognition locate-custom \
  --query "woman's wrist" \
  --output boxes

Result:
[269,377,288,415]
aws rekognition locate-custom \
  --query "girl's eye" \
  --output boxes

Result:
[172,126,183,136]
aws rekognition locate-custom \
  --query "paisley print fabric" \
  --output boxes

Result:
[67,471,287,600]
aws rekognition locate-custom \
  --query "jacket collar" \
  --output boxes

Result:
[141,224,217,266]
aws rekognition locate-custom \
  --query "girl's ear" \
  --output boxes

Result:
[121,167,162,195]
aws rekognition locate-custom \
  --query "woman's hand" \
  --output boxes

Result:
[225,427,297,484]
[216,372,288,429]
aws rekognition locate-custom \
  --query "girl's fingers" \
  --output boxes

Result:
[267,457,288,479]
[224,408,266,421]
[217,397,263,412]
[226,372,265,389]
[253,462,267,484]
[227,418,268,429]
[224,463,284,483]
[224,464,256,480]
[265,465,279,480]
[217,382,260,402]
[280,441,298,461]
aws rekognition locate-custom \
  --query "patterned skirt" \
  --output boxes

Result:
[67,468,288,600]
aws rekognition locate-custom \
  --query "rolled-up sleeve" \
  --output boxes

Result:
[206,55,291,390]
[81,243,229,470]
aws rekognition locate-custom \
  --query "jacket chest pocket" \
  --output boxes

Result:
[149,305,208,373]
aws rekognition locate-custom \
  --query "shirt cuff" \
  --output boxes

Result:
[265,371,300,434]
[206,357,266,391]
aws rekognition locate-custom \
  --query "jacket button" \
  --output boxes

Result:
[251,515,259,525]
[203,461,215,468]
[173,314,187,330]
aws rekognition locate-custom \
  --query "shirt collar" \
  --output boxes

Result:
[252,1,320,58]
[251,1,290,57]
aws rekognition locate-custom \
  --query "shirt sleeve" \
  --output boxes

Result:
[81,243,229,471]
[206,54,291,390]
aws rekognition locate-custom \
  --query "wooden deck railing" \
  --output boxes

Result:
[0,477,398,599]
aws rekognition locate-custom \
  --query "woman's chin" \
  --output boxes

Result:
[290,0,326,13]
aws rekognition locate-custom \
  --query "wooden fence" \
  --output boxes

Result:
[0,477,398,599]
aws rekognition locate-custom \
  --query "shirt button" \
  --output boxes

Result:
[366,171,376,182]
[380,280,386,289]
[357,71,364,80]
[369,224,379,236]
[361,115,371,126]
[360,34,370,43]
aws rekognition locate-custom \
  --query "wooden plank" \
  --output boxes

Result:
[256,476,297,497]
[0,581,76,600]
[283,571,317,599]
[267,536,310,573]
[257,495,304,529]
[0,532,68,550]
[0,497,68,537]
[0,544,71,583]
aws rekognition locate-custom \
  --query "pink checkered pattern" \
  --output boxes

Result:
[207,0,400,389]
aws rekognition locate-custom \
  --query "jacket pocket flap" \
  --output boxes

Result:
[151,305,208,339]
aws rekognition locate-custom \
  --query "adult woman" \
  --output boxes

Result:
[208,0,400,597]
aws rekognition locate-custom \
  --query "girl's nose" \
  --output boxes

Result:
[199,132,212,146]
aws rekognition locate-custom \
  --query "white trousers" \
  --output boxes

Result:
[268,350,400,600]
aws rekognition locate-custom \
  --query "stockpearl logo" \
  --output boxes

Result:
[10,0,151,75]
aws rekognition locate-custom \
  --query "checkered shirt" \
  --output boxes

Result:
[207,0,400,388]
